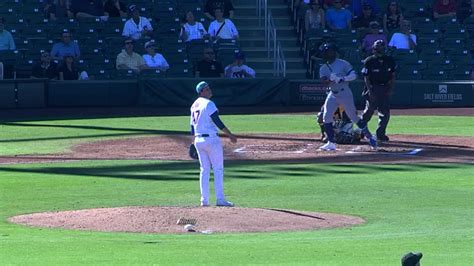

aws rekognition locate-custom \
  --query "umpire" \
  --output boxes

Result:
[361,40,396,142]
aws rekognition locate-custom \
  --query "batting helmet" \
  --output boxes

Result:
[319,42,337,62]
[372,40,386,54]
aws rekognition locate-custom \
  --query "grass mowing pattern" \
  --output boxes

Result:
[0,161,472,265]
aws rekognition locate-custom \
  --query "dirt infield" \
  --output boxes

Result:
[1,134,472,164]
[9,207,364,234]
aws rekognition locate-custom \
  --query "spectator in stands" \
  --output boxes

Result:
[325,0,352,30]
[204,0,235,20]
[31,50,59,79]
[51,31,81,60]
[352,4,377,30]
[70,0,107,21]
[208,8,239,41]
[323,0,349,9]
[0,17,16,51]
[388,20,417,50]
[116,38,146,73]
[361,21,387,55]
[58,54,79,80]
[194,47,224,77]
[122,5,153,40]
[305,0,325,32]
[180,10,209,42]
[350,0,381,18]
[456,0,473,21]
[383,1,403,34]
[433,0,457,19]
[43,0,58,20]
[142,40,169,72]
[224,52,256,78]
[104,0,127,18]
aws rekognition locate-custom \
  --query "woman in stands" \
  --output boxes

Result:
[383,1,403,34]
[305,0,325,32]
[58,54,79,80]
[180,10,209,42]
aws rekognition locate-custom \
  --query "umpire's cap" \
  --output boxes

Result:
[196,81,209,94]
[401,252,423,266]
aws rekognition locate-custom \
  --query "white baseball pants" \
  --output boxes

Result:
[194,136,225,205]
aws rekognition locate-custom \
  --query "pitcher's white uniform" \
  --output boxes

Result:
[190,97,225,206]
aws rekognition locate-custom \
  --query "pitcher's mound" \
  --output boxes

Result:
[9,206,364,234]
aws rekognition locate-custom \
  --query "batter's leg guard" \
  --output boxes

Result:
[323,123,335,143]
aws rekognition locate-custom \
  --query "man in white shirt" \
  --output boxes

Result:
[224,52,256,78]
[142,40,169,71]
[208,8,239,41]
[190,81,237,207]
[122,5,153,40]
[388,20,416,50]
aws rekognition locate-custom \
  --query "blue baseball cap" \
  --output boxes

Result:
[196,81,209,93]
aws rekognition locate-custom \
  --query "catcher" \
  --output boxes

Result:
[316,106,363,144]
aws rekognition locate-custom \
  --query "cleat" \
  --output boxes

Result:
[216,200,234,207]
[369,136,378,150]
[377,135,389,142]
[319,141,336,151]
[200,202,209,207]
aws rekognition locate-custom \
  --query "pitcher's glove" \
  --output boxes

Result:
[188,144,199,160]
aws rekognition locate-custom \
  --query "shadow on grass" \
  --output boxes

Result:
[0,160,467,182]
[0,122,189,143]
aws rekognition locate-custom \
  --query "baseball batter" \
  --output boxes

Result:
[318,43,377,151]
[190,81,237,207]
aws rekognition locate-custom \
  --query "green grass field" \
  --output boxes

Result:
[0,114,473,265]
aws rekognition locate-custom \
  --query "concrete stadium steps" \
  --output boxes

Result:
[232,16,293,27]
[235,4,290,17]
[239,37,298,48]
[246,57,305,69]
[243,47,301,58]
[233,1,306,78]
[238,26,296,38]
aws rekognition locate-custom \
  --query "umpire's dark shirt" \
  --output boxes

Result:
[361,54,396,85]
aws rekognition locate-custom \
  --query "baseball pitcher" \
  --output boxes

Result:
[190,81,237,207]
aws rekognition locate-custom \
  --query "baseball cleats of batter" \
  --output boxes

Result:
[216,200,234,207]
[200,202,209,207]
[369,136,378,150]
[319,141,336,151]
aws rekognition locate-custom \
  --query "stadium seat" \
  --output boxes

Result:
[140,69,166,78]
[166,63,193,77]
[450,67,471,80]
[421,69,450,80]
[440,38,466,52]
[88,69,111,80]
[443,28,468,39]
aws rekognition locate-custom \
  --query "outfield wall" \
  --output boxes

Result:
[0,78,472,109]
